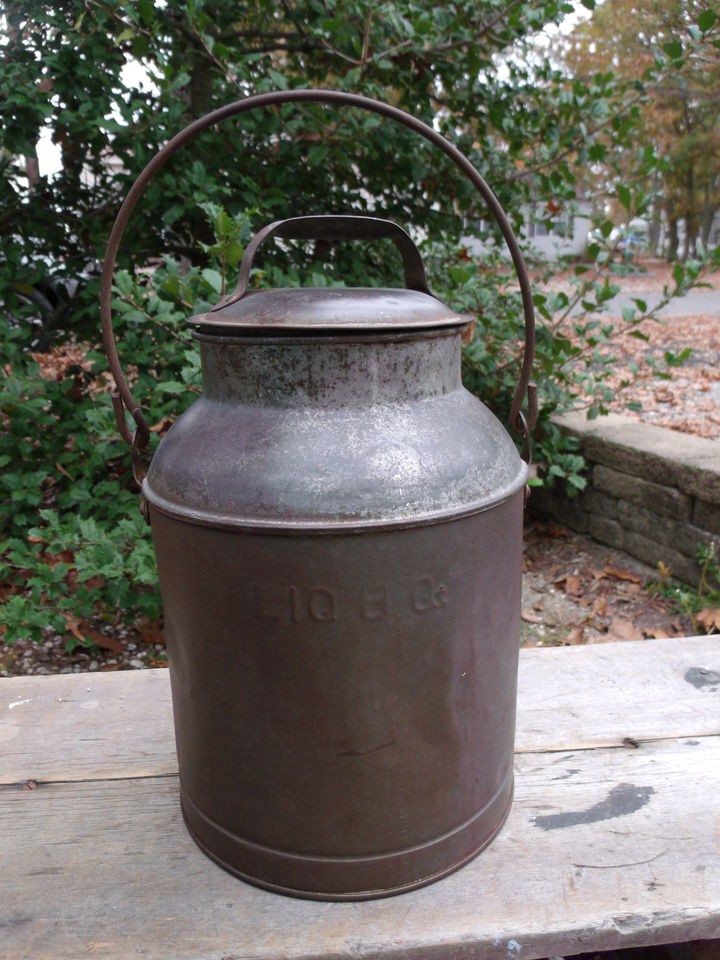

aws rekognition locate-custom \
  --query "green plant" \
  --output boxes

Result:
[653,542,720,634]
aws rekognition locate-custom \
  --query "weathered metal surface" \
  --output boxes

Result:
[143,309,526,898]
[210,214,434,311]
[100,90,537,900]
[145,330,525,528]
[100,88,537,459]
[189,287,465,332]
[149,494,524,899]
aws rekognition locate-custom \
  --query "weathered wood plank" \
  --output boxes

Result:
[1,637,718,785]
[1,736,719,960]
[517,635,720,751]
[0,669,175,785]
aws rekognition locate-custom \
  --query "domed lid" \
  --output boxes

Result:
[189,286,467,332]
[188,215,468,333]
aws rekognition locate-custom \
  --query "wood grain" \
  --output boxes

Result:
[1,636,718,786]
[1,637,719,959]
[0,669,175,785]
[2,736,718,960]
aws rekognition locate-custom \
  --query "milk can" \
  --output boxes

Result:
[101,90,537,901]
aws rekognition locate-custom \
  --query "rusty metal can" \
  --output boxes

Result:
[101,93,536,901]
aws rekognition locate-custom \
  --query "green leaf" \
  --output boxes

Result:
[663,40,683,60]
[138,0,155,25]
[201,269,224,294]
[698,9,717,32]
[616,185,631,210]
[268,69,288,90]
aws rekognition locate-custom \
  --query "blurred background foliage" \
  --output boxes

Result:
[1,0,719,644]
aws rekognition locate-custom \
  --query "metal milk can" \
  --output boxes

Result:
[101,90,537,901]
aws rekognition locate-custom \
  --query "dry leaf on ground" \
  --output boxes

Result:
[600,566,642,584]
[565,626,585,645]
[608,618,644,641]
[695,608,720,633]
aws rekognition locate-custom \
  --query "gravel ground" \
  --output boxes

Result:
[0,623,167,677]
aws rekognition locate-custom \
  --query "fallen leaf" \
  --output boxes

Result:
[554,574,584,596]
[601,566,641,584]
[90,633,125,653]
[140,623,165,646]
[565,626,585,645]
[566,575,583,596]
[83,576,106,591]
[46,549,74,569]
[592,595,608,617]
[608,618,644,641]
[150,418,174,435]
[642,628,670,639]
[62,613,86,644]
[546,522,569,539]
[695,608,720,633]
[521,610,542,624]
[27,534,45,544]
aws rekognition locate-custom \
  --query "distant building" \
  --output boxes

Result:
[463,200,594,261]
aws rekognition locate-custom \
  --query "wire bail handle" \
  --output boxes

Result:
[100,89,537,469]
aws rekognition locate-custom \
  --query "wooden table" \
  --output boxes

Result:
[2,636,719,960]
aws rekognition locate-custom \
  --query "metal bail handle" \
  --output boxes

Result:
[212,214,432,311]
[101,88,537,466]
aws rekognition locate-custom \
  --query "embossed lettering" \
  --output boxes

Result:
[290,586,303,624]
[413,576,448,612]
[361,585,389,620]
[254,584,285,620]
[308,588,336,622]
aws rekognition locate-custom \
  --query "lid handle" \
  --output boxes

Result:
[211,215,430,313]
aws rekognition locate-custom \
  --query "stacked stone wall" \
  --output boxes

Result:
[530,413,720,586]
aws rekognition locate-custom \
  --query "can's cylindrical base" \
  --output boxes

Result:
[180,776,513,901]
[150,492,523,901]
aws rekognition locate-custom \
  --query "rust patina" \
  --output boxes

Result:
[101,91,536,901]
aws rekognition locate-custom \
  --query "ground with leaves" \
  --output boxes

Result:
[522,517,696,648]
[550,258,720,439]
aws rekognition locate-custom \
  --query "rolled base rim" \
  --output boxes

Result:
[179,777,514,901]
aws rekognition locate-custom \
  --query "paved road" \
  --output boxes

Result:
[602,288,720,317]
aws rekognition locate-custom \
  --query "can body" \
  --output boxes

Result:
[144,328,526,899]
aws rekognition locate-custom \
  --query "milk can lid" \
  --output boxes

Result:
[189,286,468,333]
[188,215,469,333]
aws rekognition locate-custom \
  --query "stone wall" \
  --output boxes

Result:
[530,412,720,585]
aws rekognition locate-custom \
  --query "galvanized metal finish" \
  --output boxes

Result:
[143,321,526,898]
[100,89,538,459]
[100,89,536,900]
[191,287,465,333]
[146,329,524,529]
